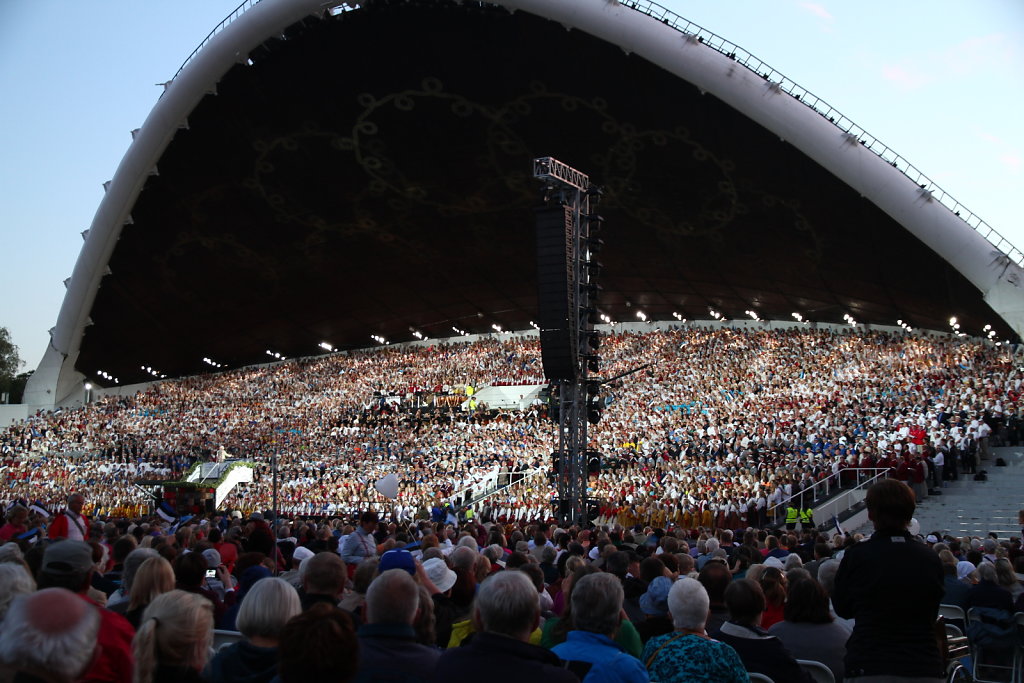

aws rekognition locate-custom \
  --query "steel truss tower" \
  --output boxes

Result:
[533,157,603,526]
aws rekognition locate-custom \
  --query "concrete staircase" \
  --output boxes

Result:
[854,446,1024,539]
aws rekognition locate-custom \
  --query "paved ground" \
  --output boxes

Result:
[854,445,1024,539]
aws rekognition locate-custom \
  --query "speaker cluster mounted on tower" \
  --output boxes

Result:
[532,156,606,527]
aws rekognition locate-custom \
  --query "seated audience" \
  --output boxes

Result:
[37,540,135,683]
[134,590,214,683]
[206,577,300,683]
[277,603,359,683]
[120,556,175,630]
[0,588,101,683]
[768,577,850,681]
[712,578,810,683]
[642,577,747,683]
[432,570,576,683]
[550,572,649,683]
[356,568,440,680]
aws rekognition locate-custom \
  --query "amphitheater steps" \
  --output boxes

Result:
[853,446,1024,539]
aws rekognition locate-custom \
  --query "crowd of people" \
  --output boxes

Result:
[0,476,1022,682]
[1,327,1021,528]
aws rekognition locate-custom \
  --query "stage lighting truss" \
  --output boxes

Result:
[533,156,590,192]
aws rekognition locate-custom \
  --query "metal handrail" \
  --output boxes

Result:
[617,0,1022,267]
[771,467,890,514]
[171,0,265,82]
[463,468,546,508]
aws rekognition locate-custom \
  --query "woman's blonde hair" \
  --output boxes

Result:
[133,590,213,683]
[236,577,301,640]
[128,556,175,612]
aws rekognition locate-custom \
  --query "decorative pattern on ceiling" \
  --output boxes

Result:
[76,1,1013,384]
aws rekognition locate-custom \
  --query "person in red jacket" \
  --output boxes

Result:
[37,540,135,683]
[909,424,927,454]
[48,492,89,541]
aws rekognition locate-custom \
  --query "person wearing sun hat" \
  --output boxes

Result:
[636,576,675,643]
[422,557,457,593]
[422,556,460,648]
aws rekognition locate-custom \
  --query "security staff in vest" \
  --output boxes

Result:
[799,507,814,531]
[785,504,799,531]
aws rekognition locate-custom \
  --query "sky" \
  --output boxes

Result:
[1,0,1022,375]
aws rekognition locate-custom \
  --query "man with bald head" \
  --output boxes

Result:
[356,568,440,680]
[47,493,89,541]
[0,587,101,682]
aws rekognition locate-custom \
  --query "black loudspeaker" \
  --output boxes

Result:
[536,204,577,381]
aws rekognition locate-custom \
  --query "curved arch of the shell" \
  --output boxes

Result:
[26,0,1024,408]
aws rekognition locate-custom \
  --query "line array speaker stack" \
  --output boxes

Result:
[536,204,578,381]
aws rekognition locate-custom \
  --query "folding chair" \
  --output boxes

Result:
[943,618,971,682]
[1014,612,1024,683]
[967,607,1018,683]
[795,659,835,683]
[939,603,967,634]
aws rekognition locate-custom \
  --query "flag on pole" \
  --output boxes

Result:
[17,528,42,544]
[170,514,193,535]
[29,501,51,518]
[156,501,178,524]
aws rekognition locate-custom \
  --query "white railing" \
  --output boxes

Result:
[771,467,890,525]
[463,467,546,508]
[186,460,255,507]
[616,0,1022,266]
[162,0,1021,266]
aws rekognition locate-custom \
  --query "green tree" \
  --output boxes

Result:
[0,327,25,403]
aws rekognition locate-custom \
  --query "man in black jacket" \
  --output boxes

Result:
[431,570,577,683]
[356,568,440,681]
[833,479,945,681]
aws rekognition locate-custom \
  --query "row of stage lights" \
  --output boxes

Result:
[141,365,167,378]
[95,370,119,384]
[106,314,1011,388]
[249,315,1014,365]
